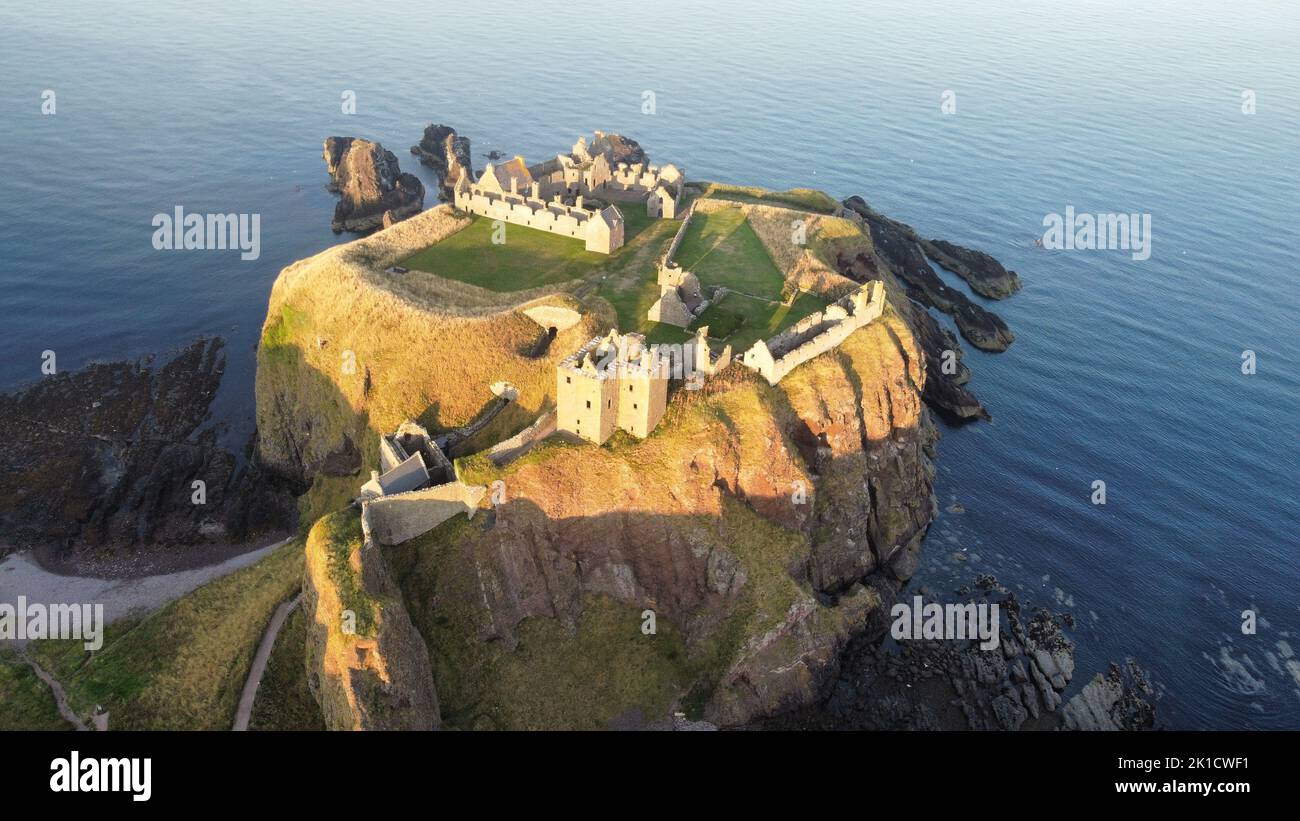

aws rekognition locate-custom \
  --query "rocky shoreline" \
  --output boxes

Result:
[757,575,1158,731]
[0,339,298,573]
[409,124,474,202]
[841,196,1016,353]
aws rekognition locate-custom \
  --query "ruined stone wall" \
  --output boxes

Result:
[379,437,405,473]
[364,482,486,545]
[454,185,625,254]
[457,189,586,239]
[488,410,557,466]
[740,281,886,386]
[647,287,694,327]
[660,202,697,269]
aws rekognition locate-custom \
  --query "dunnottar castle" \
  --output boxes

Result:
[358,131,885,544]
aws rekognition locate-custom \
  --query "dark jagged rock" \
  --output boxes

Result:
[0,339,298,566]
[410,124,474,201]
[841,196,1015,352]
[906,300,989,421]
[591,131,647,165]
[1061,661,1157,730]
[323,137,424,233]
[921,238,1022,299]
[755,579,1157,731]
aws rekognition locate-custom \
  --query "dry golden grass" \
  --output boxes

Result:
[256,204,616,484]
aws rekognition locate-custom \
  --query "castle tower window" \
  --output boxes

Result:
[586,400,591,409]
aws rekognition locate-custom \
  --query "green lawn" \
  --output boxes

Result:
[673,209,786,300]
[690,290,829,353]
[400,208,662,293]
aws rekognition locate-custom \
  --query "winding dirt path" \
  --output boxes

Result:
[231,593,301,731]
[23,653,90,731]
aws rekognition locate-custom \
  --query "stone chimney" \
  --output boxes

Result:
[531,181,541,199]
[575,194,584,209]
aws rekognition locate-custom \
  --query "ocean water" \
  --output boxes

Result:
[1,0,1296,729]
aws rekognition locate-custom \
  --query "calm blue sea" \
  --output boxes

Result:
[1,0,1296,729]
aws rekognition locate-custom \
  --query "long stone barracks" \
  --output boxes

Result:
[452,132,687,254]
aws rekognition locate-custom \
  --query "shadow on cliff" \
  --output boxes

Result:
[376,363,936,729]
[259,337,549,526]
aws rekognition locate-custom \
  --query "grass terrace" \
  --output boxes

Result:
[673,208,786,300]
[399,208,661,293]
[691,290,830,353]
[688,182,840,215]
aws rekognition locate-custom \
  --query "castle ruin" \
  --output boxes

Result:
[530,132,687,219]
[454,156,626,254]
[356,420,485,545]
[739,280,886,385]
[556,330,670,444]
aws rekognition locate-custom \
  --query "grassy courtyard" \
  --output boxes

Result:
[691,290,829,353]
[672,208,786,300]
[400,208,661,293]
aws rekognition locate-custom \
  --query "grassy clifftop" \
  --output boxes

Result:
[255,205,613,501]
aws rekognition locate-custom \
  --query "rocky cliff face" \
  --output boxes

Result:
[302,509,440,730]
[760,577,1157,731]
[323,137,425,233]
[410,124,473,201]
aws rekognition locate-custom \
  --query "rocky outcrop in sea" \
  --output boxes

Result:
[410,124,474,201]
[841,195,1016,352]
[921,238,1022,300]
[323,137,425,233]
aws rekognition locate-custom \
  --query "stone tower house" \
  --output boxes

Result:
[556,331,668,444]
